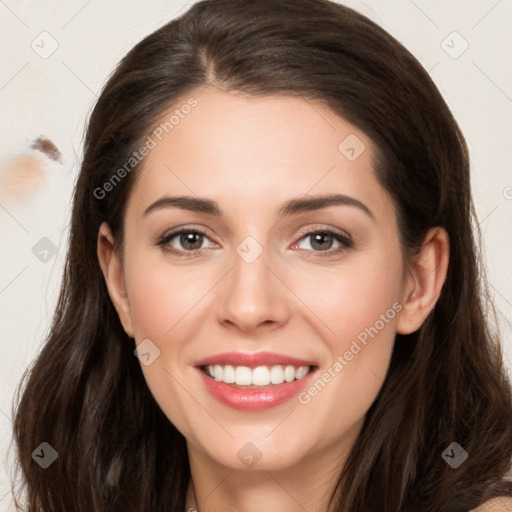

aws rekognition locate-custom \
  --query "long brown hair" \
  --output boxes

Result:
[11,0,512,510]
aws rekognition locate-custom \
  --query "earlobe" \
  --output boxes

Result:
[396,227,450,335]
[97,222,134,338]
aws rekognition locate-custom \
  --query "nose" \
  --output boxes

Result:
[217,243,291,333]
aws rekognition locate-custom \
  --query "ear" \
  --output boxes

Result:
[396,227,450,335]
[97,221,134,338]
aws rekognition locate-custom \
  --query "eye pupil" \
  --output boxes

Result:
[181,232,203,250]
[311,233,333,251]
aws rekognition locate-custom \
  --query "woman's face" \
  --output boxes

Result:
[100,87,420,475]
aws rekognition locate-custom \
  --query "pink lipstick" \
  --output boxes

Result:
[195,351,318,411]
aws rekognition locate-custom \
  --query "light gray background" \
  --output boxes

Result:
[1,0,511,509]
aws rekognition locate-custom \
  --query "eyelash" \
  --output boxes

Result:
[156,227,354,258]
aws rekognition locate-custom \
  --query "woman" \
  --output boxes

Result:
[11,0,512,510]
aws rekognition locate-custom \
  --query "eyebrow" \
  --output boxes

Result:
[142,193,375,221]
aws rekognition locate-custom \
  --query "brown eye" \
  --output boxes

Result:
[295,229,353,256]
[178,232,205,251]
[157,229,213,256]
[309,232,335,251]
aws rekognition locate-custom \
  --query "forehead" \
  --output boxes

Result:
[125,87,394,222]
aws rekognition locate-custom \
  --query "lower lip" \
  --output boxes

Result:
[197,367,317,411]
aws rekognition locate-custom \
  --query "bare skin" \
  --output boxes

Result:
[97,87,449,512]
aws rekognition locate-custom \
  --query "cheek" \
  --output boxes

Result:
[290,250,404,347]
[123,255,211,436]
[288,246,403,410]
[124,253,213,341]
[293,264,401,442]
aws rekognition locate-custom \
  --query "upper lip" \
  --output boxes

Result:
[195,351,318,368]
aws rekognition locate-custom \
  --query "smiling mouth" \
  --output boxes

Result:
[200,364,318,388]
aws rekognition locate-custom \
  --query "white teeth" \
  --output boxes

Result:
[295,366,309,379]
[235,366,252,385]
[270,365,285,384]
[214,364,223,382]
[284,366,296,382]
[206,364,312,386]
[252,366,271,386]
[222,365,235,384]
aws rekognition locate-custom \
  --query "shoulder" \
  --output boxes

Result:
[470,496,512,511]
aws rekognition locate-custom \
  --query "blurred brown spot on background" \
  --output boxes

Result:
[31,137,62,162]
[0,153,47,202]
[0,138,63,203]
